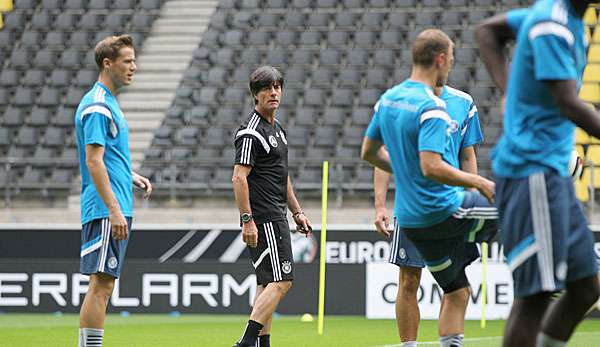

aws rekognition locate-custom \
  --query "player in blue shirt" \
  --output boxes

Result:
[362,29,496,347]
[373,85,484,346]
[477,1,600,346]
[75,35,152,347]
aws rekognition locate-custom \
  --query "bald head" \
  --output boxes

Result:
[412,29,453,68]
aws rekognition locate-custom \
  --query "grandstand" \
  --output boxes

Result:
[0,0,598,214]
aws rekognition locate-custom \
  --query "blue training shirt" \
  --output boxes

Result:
[442,85,484,170]
[366,80,465,228]
[75,82,133,224]
[493,0,587,178]
[506,8,530,34]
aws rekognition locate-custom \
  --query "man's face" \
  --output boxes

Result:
[255,83,282,113]
[436,45,454,87]
[105,47,137,88]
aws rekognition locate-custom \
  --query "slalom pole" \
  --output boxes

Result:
[480,242,488,329]
[317,161,329,335]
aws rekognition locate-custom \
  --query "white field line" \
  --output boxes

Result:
[372,332,600,347]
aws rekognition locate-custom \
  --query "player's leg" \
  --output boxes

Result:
[390,219,424,346]
[236,221,294,347]
[252,285,272,347]
[79,273,115,345]
[79,217,131,347]
[405,221,479,347]
[537,183,600,345]
[396,267,421,345]
[502,293,553,347]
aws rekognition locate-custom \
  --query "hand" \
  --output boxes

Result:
[242,220,258,248]
[476,177,496,204]
[374,207,391,238]
[109,208,128,240]
[132,172,153,199]
[293,212,312,237]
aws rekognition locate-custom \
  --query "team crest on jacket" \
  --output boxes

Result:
[269,135,278,148]
[281,260,292,274]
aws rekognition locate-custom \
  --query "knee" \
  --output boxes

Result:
[89,276,115,302]
[398,269,421,296]
[568,276,600,307]
[274,280,293,295]
[444,287,470,304]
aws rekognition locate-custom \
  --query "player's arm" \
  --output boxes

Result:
[232,164,258,248]
[361,138,393,173]
[459,146,478,175]
[373,167,391,237]
[475,14,514,94]
[131,171,152,199]
[86,144,128,240]
[420,151,494,202]
[362,100,393,173]
[546,81,600,138]
[287,176,312,235]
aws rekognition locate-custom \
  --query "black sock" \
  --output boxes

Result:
[257,334,270,347]
[239,320,263,346]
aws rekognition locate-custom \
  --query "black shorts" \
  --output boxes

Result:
[249,220,294,286]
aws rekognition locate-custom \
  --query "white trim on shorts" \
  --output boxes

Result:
[264,222,282,281]
[98,219,111,273]
[389,219,400,263]
[529,172,556,292]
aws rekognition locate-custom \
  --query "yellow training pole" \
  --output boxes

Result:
[480,242,488,329]
[317,161,329,335]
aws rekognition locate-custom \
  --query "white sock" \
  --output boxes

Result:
[440,334,464,347]
[78,328,104,347]
[536,332,567,347]
[400,341,417,347]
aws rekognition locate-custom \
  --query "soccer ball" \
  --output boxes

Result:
[568,149,583,181]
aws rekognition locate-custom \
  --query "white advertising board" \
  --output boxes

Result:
[366,262,514,320]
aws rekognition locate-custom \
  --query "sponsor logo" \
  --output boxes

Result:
[269,135,278,148]
[281,261,292,274]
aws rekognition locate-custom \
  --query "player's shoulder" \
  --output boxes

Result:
[237,111,265,132]
[527,0,573,28]
[76,84,114,122]
[422,86,446,111]
[443,86,474,104]
[234,111,272,150]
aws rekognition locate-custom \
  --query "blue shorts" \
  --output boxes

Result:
[389,218,425,268]
[496,171,599,298]
[80,217,132,278]
[402,191,499,291]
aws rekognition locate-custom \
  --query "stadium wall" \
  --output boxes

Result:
[1,224,599,319]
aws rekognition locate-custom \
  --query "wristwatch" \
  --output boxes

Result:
[241,213,253,224]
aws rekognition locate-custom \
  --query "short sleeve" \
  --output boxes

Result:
[82,113,110,147]
[461,103,484,148]
[529,22,577,81]
[418,108,451,154]
[235,135,259,166]
[365,101,382,141]
[506,8,529,34]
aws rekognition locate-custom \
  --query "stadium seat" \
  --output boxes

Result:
[246,31,270,47]
[335,12,356,29]
[373,49,396,68]
[140,0,161,10]
[358,88,381,107]
[45,31,68,48]
[380,30,403,48]
[43,127,65,147]
[10,49,33,69]
[388,12,409,29]
[0,69,19,87]
[291,49,314,66]
[584,64,600,82]
[580,83,600,103]
[584,6,598,26]
[34,49,57,69]
[113,0,135,9]
[0,0,13,11]
[3,107,25,127]
[331,88,354,106]
[3,11,26,30]
[37,87,60,107]
[351,107,372,126]
[307,13,329,28]
[322,107,345,126]
[16,127,37,146]
[362,12,385,30]
[304,88,327,106]
[29,107,51,127]
[14,87,36,106]
[589,44,600,62]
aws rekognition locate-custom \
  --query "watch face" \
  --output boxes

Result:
[241,213,252,223]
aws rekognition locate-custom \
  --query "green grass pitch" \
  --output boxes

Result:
[1,314,599,346]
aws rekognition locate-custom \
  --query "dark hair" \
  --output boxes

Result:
[94,34,135,71]
[412,29,452,68]
[249,66,284,104]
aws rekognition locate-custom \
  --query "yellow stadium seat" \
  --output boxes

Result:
[594,25,600,43]
[584,7,598,25]
[575,169,589,201]
[583,64,600,82]
[0,14,3,30]
[576,127,590,144]
[590,44,600,62]
[580,83,600,103]
[0,0,12,12]
[586,26,592,43]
